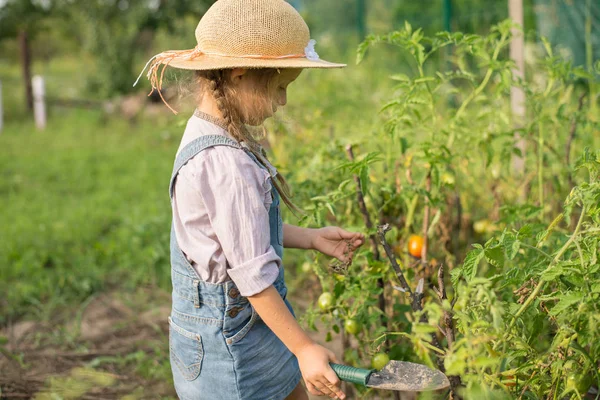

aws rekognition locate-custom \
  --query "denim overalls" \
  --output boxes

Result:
[167,134,301,400]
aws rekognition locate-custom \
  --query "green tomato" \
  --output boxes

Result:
[318,292,334,311]
[372,353,390,370]
[301,262,312,273]
[473,219,490,234]
[344,319,361,335]
[490,164,501,180]
[566,372,593,394]
[441,172,455,186]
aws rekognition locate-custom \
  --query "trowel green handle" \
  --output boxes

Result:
[330,363,375,386]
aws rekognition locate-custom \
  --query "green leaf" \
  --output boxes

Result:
[450,267,463,287]
[541,37,553,57]
[414,77,435,84]
[549,292,584,316]
[390,74,410,82]
[356,34,376,64]
[325,202,336,217]
[541,264,565,281]
[506,239,520,260]
[462,248,485,282]
[484,245,504,268]
[412,324,438,334]
[518,224,534,237]
[359,166,370,197]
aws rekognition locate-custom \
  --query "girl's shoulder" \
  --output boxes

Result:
[175,113,274,190]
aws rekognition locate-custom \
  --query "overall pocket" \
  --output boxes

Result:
[223,304,258,345]
[169,316,204,381]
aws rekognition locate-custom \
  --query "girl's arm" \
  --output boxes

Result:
[282,223,316,249]
[248,286,345,399]
[283,224,365,261]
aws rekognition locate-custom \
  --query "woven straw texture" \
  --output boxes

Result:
[134,0,345,113]
[162,0,345,70]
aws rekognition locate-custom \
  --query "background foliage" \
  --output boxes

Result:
[1,0,599,399]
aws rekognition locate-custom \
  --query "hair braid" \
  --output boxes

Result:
[198,70,302,216]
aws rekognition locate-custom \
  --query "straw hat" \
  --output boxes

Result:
[134,0,345,111]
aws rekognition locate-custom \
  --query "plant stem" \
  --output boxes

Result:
[538,121,544,215]
[378,224,413,297]
[421,171,432,277]
[454,33,508,121]
[345,144,387,330]
[507,206,586,331]
[585,0,597,115]
[519,243,552,260]
[403,195,419,237]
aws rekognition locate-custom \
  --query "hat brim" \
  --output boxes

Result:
[167,54,346,70]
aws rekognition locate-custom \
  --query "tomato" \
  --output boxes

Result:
[344,319,361,335]
[318,292,334,311]
[564,360,593,394]
[473,220,490,234]
[408,235,424,258]
[371,353,390,370]
[566,372,592,394]
[441,172,455,186]
[503,375,516,387]
[301,262,312,273]
[490,164,501,180]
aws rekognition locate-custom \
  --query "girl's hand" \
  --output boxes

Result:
[296,342,345,399]
[311,227,365,263]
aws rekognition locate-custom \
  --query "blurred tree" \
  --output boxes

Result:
[57,0,214,98]
[0,0,54,111]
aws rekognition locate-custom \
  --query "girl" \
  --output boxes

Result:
[136,1,365,399]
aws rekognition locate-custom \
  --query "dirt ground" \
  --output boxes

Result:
[1,277,395,400]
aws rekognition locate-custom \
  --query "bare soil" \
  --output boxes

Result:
[0,276,354,400]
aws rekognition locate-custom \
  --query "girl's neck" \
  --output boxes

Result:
[197,94,224,120]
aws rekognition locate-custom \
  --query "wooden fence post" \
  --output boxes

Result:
[509,0,526,176]
[19,30,34,113]
[33,75,46,130]
[0,80,3,134]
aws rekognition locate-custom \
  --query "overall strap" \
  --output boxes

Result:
[169,134,241,200]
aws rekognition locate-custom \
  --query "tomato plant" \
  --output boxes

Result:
[290,18,599,400]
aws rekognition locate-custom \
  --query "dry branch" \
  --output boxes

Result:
[345,144,386,320]
[379,224,463,398]
[436,265,463,391]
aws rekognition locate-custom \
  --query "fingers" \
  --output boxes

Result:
[305,381,323,397]
[323,374,344,399]
[337,228,362,241]
[329,352,341,365]
[314,380,343,399]
[324,352,345,399]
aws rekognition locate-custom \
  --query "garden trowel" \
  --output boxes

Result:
[330,361,450,392]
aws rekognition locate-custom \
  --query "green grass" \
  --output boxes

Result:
[0,43,395,324]
[0,110,177,323]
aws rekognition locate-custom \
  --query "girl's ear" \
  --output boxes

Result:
[230,68,248,83]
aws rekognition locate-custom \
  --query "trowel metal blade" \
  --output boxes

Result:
[366,361,450,392]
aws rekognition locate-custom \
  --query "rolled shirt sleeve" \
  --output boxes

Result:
[196,147,280,297]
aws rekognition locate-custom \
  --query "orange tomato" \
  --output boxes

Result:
[408,235,424,258]
[504,375,516,387]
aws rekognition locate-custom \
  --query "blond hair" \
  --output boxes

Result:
[195,69,302,216]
